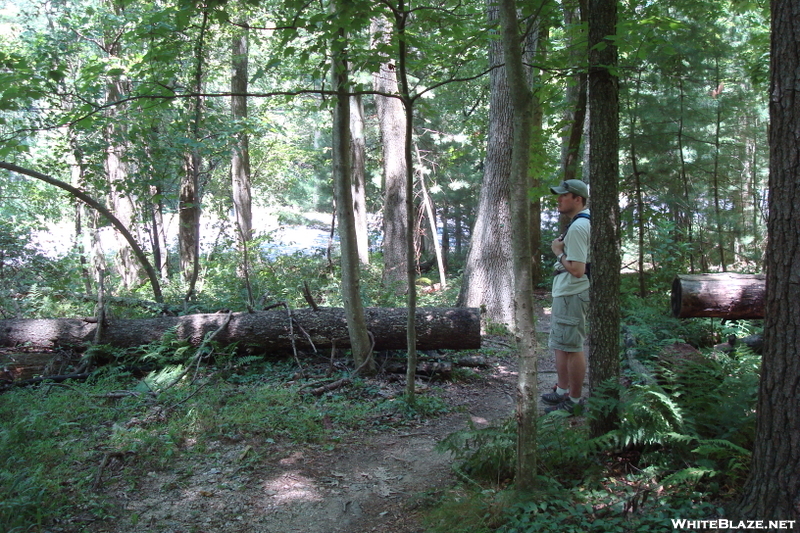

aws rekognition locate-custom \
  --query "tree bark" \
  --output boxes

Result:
[231,25,253,244]
[525,11,548,289]
[331,8,374,372]
[372,16,409,291]
[627,71,647,297]
[67,140,94,294]
[391,2,420,400]
[180,151,202,295]
[711,57,727,272]
[735,0,800,521]
[587,0,621,437]
[350,94,370,265]
[457,1,515,330]
[0,307,480,353]
[498,0,538,492]
[149,184,170,280]
[231,24,254,306]
[671,273,765,319]
[676,77,696,274]
[180,9,209,302]
[560,0,588,183]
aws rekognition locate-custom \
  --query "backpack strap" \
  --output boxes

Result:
[570,212,590,226]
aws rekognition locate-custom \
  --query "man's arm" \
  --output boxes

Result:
[551,224,589,279]
[558,254,586,278]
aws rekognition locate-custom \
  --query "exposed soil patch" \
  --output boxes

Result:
[80,354,519,533]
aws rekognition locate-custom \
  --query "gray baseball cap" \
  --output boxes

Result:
[550,179,589,199]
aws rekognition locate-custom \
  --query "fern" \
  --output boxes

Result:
[660,466,717,488]
[574,368,754,493]
[692,438,751,458]
[437,418,517,485]
[232,355,262,366]
[659,347,758,449]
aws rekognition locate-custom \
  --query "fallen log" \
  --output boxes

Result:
[0,307,481,353]
[671,273,765,319]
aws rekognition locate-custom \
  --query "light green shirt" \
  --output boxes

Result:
[552,209,591,297]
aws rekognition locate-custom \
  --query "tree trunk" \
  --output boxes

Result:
[671,273,765,319]
[391,3,420,400]
[498,0,538,492]
[73,201,93,294]
[350,94,370,265]
[711,58,727,272]
[180,9,209,302]
[180,152,202,295]
[560,0,588,183]
[372,16,409,291]
[441,202,450,271]
[587,0,621,437]
[231,26,253,245]
[67,141,94,294]
[103,1,142,290]
[676,77,696,274]
[149,184,170,280]
[526,13,548,289]
[331,9,374,373]
[231,24,254,305]
[457,1,515,330]
[0,307,480,353]
[416,147,446,289]
[734,0,800,519]
[625,70,647,297]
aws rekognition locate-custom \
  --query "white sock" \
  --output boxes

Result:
[569,396,581,404]
[556,387,569,395]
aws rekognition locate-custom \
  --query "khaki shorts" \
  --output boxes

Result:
[548,289,590,353]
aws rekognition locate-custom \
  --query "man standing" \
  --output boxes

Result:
[541,179,591,415]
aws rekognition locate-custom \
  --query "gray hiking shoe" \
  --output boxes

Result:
[544,398,584,416]
[541,389,569,405]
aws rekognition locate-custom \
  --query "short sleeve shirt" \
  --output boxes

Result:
[552,209,591,297]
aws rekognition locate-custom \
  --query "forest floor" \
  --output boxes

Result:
[81,299,571,533]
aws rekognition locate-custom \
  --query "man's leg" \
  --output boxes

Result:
[555,349,585,399]
[554,349,570,391]
[548,292,588,404]
[566,350,586,399]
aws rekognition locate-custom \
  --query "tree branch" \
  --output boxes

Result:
[0,161,164,303]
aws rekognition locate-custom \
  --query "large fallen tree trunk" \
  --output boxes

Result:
[0,307,481,353]
[671,273,765,319]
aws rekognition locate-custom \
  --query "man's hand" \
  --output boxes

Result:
[551,237,565,256]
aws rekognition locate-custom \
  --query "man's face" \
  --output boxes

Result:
[557,193,583,214]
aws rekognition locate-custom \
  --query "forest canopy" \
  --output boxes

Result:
[0,0,769,316]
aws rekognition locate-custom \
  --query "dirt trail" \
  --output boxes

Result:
[55,293,589,533]
[78,301,575,533]
[81,356,517,533]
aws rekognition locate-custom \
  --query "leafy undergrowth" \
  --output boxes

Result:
[1,290,763,533]
[426,298,760,533]
[0,342,469,533]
